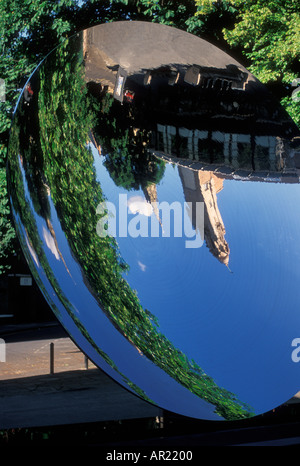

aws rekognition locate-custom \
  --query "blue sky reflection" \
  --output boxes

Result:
[94,146,300,414]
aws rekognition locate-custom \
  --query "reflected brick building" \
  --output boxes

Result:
[178,166,230,267]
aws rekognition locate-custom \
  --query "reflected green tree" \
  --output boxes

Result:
[94,92,166,192]
[8,100,153,404]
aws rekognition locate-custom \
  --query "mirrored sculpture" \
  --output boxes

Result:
[7,21,300,421]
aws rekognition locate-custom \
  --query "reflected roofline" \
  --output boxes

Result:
[152,150,300,184]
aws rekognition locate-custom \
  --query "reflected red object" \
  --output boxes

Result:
[124,90,135,102]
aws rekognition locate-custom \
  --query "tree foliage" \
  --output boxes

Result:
[222,0,300,122]
[0,167,16,272]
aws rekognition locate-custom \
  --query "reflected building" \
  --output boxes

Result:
[154,124,290,174]
[153,124,300,184]
[143,182,163,231]
[82,23,299,179]
[183,64,248,91]
[81,22,256,107]
[178,166,230,267]
[83,22,300,269]
[83,28,117,95]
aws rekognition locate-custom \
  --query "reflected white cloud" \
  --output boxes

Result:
[138,261,147,272]
[42,226,60,260]
[25,233,40,267]
[128,195,153,217]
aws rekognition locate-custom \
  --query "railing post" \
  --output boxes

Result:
[50,342,54,374]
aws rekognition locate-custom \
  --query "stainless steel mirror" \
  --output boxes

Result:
[7,21,300,421]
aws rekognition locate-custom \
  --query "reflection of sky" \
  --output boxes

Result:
[94,147,300,414]
[15,154,221,420]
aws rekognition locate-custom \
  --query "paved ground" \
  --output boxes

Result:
[0,323,95,380]
[0,322,161,430]
[0,322,300,446]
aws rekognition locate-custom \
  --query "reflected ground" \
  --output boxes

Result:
[7,21,300,421]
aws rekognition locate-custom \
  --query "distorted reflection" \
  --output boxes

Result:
[7,21,300,422]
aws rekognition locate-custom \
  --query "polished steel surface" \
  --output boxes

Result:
[7,21,300,421]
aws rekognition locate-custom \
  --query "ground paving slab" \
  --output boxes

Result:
[0,322,160,429]
[0,369,160,430]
